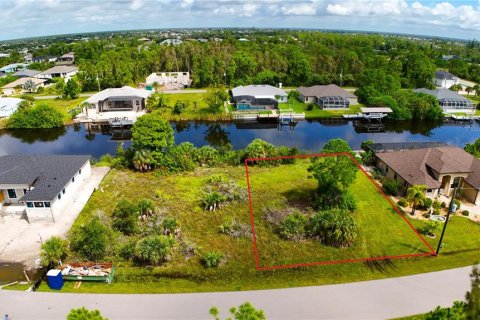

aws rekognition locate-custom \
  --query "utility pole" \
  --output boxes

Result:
[436,178,462,255]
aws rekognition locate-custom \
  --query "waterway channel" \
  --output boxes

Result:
[0,119,479,157]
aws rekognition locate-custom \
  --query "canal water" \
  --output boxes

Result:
[0,119,479,157]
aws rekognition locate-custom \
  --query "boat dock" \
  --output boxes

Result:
[342,107,393,121]
[232,109,305,124]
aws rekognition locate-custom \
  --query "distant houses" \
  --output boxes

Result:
[414,88,474,113]
[232,85,287,111]
[38,65,78,81]
[0,63,29,74]
[1,77,47,95]
[434,71,460,89]
[146,72,191,89]
[297,84,358,109]
[32,56,58,63]
[56,52,75,65]
[13,69,41,78]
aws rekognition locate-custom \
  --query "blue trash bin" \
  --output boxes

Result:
[47,269,64,290]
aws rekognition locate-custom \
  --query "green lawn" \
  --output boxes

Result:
[159,92,230,121]
[34,98,84,123]
[35,161,480,294]
[279,97,362,118]
[249,161,431,268]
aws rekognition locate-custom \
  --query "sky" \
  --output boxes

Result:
[0,0,479,41]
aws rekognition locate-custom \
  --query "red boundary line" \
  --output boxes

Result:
[244,152,437,271]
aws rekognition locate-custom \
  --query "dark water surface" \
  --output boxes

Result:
[0,119,479,157]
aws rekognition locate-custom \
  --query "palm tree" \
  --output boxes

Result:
[473,84,480,97]
[22,79,36,93]
[406,185,427,215]
[466,86,473,97]
[449,84,463,93]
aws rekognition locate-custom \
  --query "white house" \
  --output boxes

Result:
[146,72,191,89]
[434,71,460,89]
[80,86,152,121]
[56,52,75,65]
[0,63,29,74]
[1,77,47,96]
[232,85,287,110]
[0,98,23,118]
[0,155,92,222]
[38,65,78,81]
[414,88,475,113]
[297,84,358,109]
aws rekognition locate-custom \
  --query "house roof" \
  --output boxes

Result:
[232,85,287,98]
[375,146,479,190]
[435,70,457,80]
[0,98,23,118]
[59,52,74,59]
[0,155,90,201]
[40,65,77,75]
[414,88,470,101]
[0,63,28,72]
[2,77,47,89]
[85,86,152,104]
[297,84,356,99]
[13,69,41,77]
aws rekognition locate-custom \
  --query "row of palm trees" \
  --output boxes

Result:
[450,83,480,97]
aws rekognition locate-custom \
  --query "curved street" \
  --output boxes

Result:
[0,266,473,320]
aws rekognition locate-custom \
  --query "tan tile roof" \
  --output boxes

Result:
[376,146,478,189]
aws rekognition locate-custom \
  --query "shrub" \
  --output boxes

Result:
[137,199,155,216]
[7,104,64,129]
[162,217,178,235]
[397,198,408,207]
[244,139,279,166]
[69,216,112,261]
[421,220,439,236]
[462,210,470,216]
[118,238,138,261]
[309,209,357,247]
[135,235,174,265]
[218,218,251,238]
[67,307,107,320]
[202,191,227,211]
[307,103,315,111]
[441,201,446,208]
[382,179,400,196]
[112,199,139,235]
[40,236,69,268]
[424,198,433,209]
[202,251,223,268]
[433,200,441,214]
[194,145,220,167]
[279,212,307,241]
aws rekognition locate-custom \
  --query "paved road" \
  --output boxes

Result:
[0,266,472,320]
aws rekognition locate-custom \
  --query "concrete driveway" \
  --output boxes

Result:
[0,167,110,268]
[0,265,473,320]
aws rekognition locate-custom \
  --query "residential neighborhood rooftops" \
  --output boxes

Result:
[0,155,91,201]
[13,69,41,77]
[374,146,478,189]
[2,77,47,89]
[297,84,356,98]
[0,63,28,73]
[435,70,458,80]
[40,65,77,75]
[85,86,152,104]
[232,85,287,98]
[414,88,470,101]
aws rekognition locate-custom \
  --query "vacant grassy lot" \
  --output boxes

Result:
[248,160,432,268]
[34,97,84,123]
[37,161,480,293]
[159,92,230,121]
[279,98,362,118]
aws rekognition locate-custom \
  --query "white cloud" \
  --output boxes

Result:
[130,0,144,10]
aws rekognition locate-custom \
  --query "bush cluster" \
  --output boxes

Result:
[7,104,64,129]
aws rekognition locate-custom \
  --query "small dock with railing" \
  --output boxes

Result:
[342,107,392,121]
[232,109,305,124]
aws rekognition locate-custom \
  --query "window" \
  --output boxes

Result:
[79,169,82,175]
[58,193,61,200]
[26,202,34,208]
[404,181,408,187]
[136,100,140,106]
[72,177,75,183]
[394,173,397,180]
[62,188,65,194]
[386,167,389,173]
[44,202,51,208]
[34,202,44,208]
[23,189,27,194]
[7,189,17,199]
